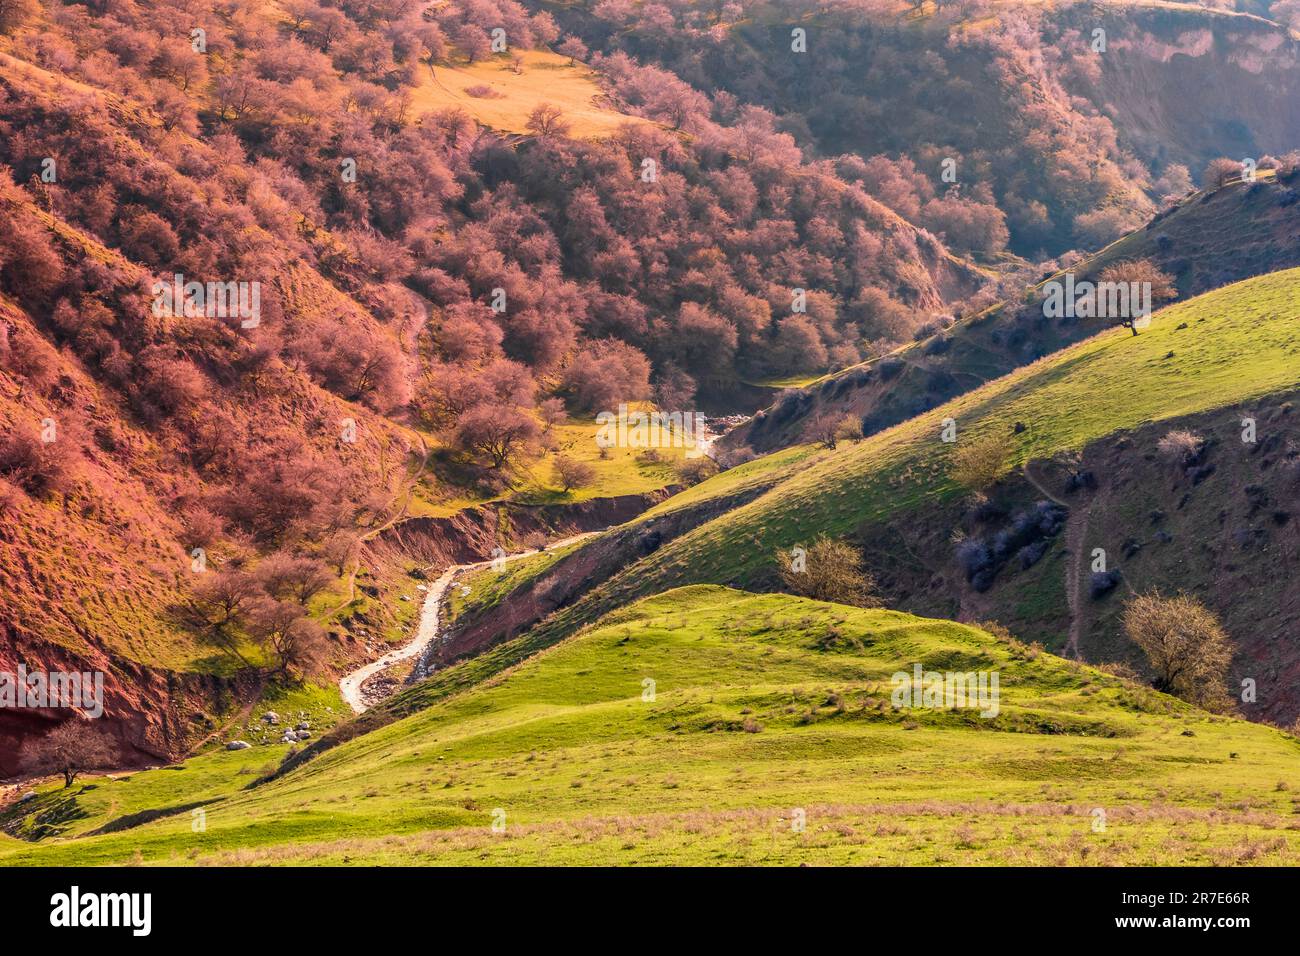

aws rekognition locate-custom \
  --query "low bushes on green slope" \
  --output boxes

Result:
[3,587,1298,865]
[564,267,1300,612]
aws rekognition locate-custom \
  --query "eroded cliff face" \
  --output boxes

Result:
[0,637,262,778]
[1083,7,1300,170]
[365,491,677,573]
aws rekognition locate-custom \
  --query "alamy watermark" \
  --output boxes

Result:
[1041,273,1151,328]
[891,663,1000,718]
[0,665,105,718]
[50,886,151,936]
[151,273,261,328]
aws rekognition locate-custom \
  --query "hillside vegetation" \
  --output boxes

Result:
[554,0,1300,256]
[534,267,1297,592]
[729,170,1300,453]
[4,587,1299,865]
[403,268,1300,727]
[0,0,991,767]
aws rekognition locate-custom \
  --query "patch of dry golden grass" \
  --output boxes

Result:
[409,51,649,139]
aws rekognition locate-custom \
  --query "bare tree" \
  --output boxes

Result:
[949,431,1015,492]
[808,412,840,449]
[1202,157,1242,189]
[20,722,118,788]
[190,569,260,626]
[1098,259,1178,335]
[557,36,588,66]
[322,530,360,575]
[256,553,333,605]
[553,454,596,492]
[525,103,570,138]
[835,415,864,444]
[247,598,330,677]
[450,403,541,472]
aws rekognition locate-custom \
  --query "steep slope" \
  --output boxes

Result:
[547,0,1300,257]
[726,170,1300,454]
[1091,3,1300,173]
[415,268,1300,725]
[0,0,991,772]
[0,194,418,773]
[4,587,1299,865]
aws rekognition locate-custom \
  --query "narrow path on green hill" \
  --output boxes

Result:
[1022,461,1085,658]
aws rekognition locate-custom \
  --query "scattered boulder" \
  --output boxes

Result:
[225,740,252,751]
[261,711,280,725]
[1089,570,1121,599]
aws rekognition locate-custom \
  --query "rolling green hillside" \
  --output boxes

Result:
[490,267,1300,636]
[4,587,1299,865]
[365,266,1300,737]
[730,172,1300,454]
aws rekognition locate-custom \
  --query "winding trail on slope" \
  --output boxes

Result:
[324,435,430,623]
[338,531,601,713]
[1023,461,1089,660]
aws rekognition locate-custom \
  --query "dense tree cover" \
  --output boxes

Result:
[0,0,967,434]
[0,0,990,672]
[549,0,1187,257]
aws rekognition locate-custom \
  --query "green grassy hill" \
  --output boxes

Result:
[4,586,1299,865]
[730,172,1300,454]
[385,266,1300,730]
[497,266,1299,626]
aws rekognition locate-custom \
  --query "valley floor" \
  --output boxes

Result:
[3,588,1298,866]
